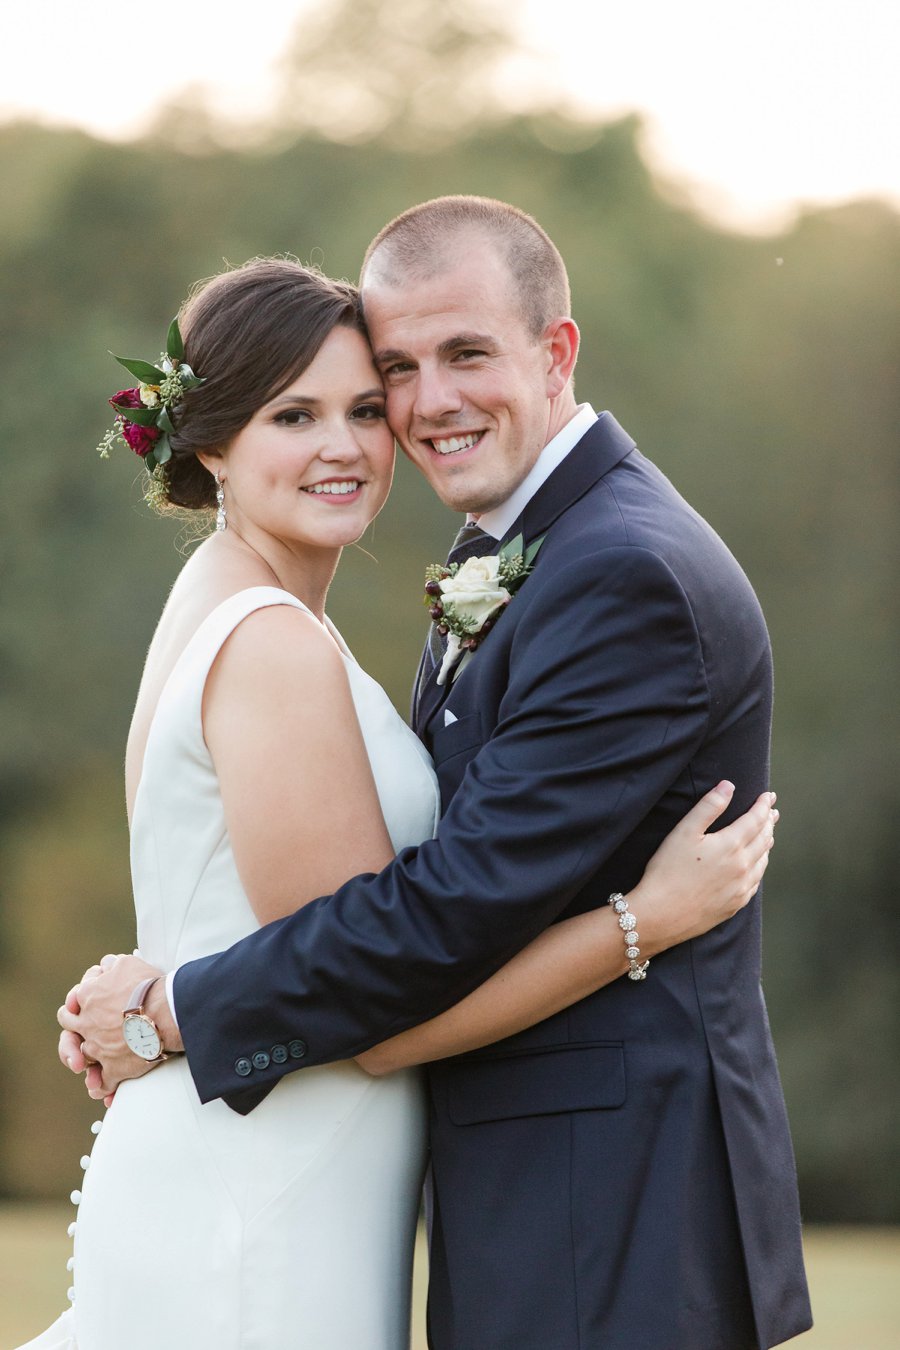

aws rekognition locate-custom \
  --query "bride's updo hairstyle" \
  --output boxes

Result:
[159,258,365,510]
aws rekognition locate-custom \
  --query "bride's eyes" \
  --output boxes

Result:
[272,404,385,426]
[350,403,387,421]
[273,408,312,426]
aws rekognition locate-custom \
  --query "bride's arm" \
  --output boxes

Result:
[58,605,399,1093]
[355,783,777,1074]
[203,605,397,923]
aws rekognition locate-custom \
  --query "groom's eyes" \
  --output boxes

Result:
[380,360,415,381]
[377,343,492,381]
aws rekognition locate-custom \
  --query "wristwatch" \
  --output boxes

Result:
[122,977,168,1063]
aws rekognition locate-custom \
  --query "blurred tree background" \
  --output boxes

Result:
[0,0,897,1221]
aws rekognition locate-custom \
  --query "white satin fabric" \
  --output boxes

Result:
[18,588,439,1349]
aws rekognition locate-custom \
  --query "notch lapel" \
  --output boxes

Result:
[414,412,637,740]
[507,411,636,550]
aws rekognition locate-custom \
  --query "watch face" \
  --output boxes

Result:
[123,1013,162,1060]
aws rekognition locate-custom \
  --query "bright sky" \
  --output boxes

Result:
[2,0,898,231]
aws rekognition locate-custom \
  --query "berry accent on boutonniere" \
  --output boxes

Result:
[96,317,204,473]
[424,532,545,685]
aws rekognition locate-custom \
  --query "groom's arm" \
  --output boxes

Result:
[174,545,726,1108]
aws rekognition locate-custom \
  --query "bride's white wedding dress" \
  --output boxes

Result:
[18,587,439,1350]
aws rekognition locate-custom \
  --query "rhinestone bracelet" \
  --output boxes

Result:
[608,892,650,981]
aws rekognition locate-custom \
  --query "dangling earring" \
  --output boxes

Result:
[215,470,227,532]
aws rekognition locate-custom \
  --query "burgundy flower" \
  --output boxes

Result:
[108,388,161,457]
[120,419,162,458]
[109,388,143,410]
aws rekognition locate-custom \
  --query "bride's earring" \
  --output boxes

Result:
[215,471,227,532]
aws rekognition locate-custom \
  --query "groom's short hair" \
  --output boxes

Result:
[361,195,571,339]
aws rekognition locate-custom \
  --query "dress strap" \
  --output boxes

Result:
[176,586,315,679]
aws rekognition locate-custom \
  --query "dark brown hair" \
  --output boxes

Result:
[160,258,364,509]
[360,195,570,338]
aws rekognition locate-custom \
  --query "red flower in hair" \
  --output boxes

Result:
[97,319,202,471]
[120,419,162,457]
[109,389,162,458]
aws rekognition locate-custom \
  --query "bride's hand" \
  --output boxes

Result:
[57,953,173,1101]
[630,782,778,957]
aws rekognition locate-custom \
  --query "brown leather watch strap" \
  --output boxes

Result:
[124,976,160,1015]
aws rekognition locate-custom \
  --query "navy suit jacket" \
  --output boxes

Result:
[174,413,811,1348]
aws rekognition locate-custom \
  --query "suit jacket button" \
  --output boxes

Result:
[252,1050,270,1071]
[235,1057,253,1077]
[271,1044,288,1065]
[288,1039,308,1059]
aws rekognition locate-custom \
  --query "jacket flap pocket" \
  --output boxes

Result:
[446,1043,625,1125]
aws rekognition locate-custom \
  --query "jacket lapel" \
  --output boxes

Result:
[414,412,636,739]
[504,411,636,550]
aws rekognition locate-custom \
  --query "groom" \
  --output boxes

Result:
[63,197,811,1348]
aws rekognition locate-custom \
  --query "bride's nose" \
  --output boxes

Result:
[318,422,365,462]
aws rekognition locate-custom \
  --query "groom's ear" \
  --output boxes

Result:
[542,318,580,398]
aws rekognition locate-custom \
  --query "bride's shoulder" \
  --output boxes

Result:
[201,604,359,767]
[205,600,346,705]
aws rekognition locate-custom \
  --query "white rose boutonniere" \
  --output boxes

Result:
[424,532,545,685]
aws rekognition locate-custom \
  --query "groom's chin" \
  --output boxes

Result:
[406,461,496,516]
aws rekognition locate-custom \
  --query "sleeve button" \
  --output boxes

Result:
[271,1044,288,1065]
[251,1050,270,1071]
[288,1039,308,1060]
[234,1057,253,1077]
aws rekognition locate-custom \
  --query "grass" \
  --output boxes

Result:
[1,1206,896,1348]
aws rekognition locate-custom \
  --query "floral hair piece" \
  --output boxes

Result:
[97,318,204,472]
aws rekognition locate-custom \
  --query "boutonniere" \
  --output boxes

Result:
[424,533,545,685]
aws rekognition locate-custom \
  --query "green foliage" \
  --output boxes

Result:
[0,101,896,1217]
[272,0,519,146]
[0,770,134,1198]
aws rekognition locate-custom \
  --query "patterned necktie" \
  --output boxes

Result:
[448,522,492,558]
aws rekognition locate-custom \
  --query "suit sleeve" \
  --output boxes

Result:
[174,546,710,1106]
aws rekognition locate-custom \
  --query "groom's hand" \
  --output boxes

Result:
[57,953,184,1101]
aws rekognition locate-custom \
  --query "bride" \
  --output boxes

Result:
[24,257,776,1348]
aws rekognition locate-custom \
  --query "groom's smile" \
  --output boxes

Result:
[429,431,482,456]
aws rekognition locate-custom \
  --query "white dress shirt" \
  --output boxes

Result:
[474,402,598,540]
